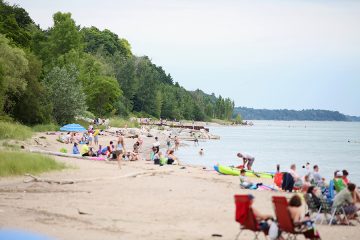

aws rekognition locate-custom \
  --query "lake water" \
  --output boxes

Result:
[176,121,360,184]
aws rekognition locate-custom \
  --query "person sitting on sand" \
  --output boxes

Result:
[342,170,350,185]
[101,146,111,157]
[239,169,254,189]
[81,143,90,156]
[288,195,321,239]
[332,183,359,223]
[289,164,302,187]
[72,142,80,154]
[311,165,323,187]
[333,171,346,192]
[126,151,140,161]
[237,152,255,170]
[133,141,140,153]
[167,150,178,165]
[302,174,311,193]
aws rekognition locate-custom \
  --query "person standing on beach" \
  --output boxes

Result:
[166,135,172,149]
[115,136,125,168]
[237,152,255,170]
[153,137,160,153]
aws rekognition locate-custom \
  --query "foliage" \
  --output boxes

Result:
[0,34,28,114]
[86,76,122,116]
[0,1,235,127]
[31,123,59,132]
[0,151,66,177]
[11,52,52,124]
[0,121,33,140]
[0,0,33,48]
[234,114,243,124]
[109,117,139,128]
[233,107,351,121]
[44,65,86,124]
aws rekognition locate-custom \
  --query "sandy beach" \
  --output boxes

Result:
[0,131,359,240]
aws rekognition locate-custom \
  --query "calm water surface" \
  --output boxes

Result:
[176,121,360,184]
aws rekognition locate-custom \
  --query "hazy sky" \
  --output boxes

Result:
[8,0,360,115]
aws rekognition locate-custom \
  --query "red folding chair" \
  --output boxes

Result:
[234,195,268,240]
[272,196,321,240]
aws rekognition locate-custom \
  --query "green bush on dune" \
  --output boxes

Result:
[31,123,60,132]
[0,121,33,140]
[0,151,66,177]
[109,117,139,128]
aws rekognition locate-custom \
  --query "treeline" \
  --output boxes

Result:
[0,1,234,125]
[234,107,359,121]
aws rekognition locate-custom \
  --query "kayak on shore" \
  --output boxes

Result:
[214,164,274,179]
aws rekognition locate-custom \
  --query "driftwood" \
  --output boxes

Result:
[23,170,174,185]
[24,174,75,184]
[28,148,104,161]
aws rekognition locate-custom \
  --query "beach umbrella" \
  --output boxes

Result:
[60,123,86,132]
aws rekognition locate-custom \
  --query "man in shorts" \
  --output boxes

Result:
[237,152,255,170]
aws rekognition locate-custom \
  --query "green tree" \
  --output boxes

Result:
[86,76,122,116]
[0,34,28,114]
[44,65,86,124]
[12,53,52,124]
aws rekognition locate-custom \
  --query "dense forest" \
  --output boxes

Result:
[0,1,234,125]
[234,107,360,121]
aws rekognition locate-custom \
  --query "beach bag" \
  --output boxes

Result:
[268,221,279,240]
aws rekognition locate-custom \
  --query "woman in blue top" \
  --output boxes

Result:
[116,136,125,168]
[72,143,80,154]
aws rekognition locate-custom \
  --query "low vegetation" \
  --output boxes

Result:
[0,151,66,177]
[109,117,139,128]
[31,123,59,132]
[0,121,33,140]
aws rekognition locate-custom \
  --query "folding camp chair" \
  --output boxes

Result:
[272,196,318,240]
[328,205,349,226]
[304,194,332,224]
[234,195,268,240]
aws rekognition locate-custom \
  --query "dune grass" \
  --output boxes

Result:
[0,151,66,177]
[31,123,59,132]
[0,121,33,140]
[109,117,140,128]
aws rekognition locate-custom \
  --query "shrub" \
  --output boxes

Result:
[32,123,59,132]
[0,121,33,140]
[0,151,66,177]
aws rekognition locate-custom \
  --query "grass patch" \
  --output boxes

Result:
[211,118,233,125]
[0,151,66,177]
[0,121,33,140]
[32,123,59,132]
[2,142,21,150]
[109,117,140,128]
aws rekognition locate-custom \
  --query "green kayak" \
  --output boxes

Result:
[216,165,274,179]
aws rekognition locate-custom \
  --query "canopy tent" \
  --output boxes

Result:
[60,123,86,132]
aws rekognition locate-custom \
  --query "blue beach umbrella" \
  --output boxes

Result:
[60,123,86,132]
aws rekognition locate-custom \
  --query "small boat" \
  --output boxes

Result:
[214,164,274,179]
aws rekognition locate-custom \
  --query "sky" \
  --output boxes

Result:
[8,0,360,116]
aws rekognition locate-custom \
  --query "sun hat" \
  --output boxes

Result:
[336,171,343,177]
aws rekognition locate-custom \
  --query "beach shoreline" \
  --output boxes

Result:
[0,128,359,239]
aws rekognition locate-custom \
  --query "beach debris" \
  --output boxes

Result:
[23,170,174,185]
[77,209,91,215]
[24,174,75,185]
[211,234,223,237]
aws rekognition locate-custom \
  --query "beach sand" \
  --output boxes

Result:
[0,132,359,239]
